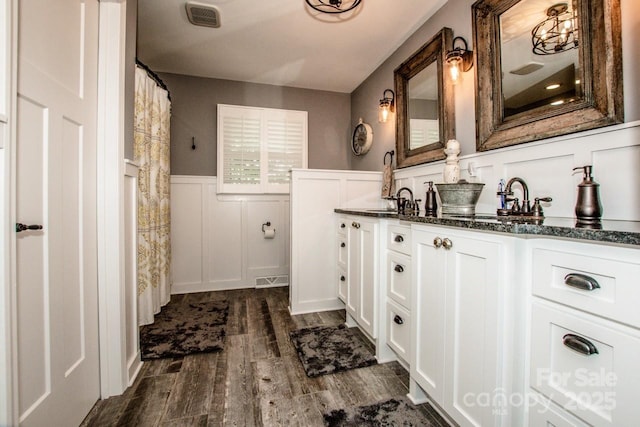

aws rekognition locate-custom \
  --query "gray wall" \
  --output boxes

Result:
[349,0,640,171]
[158,73,352,176]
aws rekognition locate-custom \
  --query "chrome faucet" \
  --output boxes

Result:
[396,187,414,214]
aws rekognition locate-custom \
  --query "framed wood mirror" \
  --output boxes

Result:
[473,0,623,152]
[395,27,455,168]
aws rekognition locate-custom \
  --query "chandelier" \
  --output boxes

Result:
[531,3,578,55]
[304,0,362,14]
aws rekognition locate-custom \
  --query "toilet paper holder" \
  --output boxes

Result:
[261,221,275,233]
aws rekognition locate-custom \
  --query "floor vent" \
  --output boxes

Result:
[256,275,289,288]
[185,2,221,28]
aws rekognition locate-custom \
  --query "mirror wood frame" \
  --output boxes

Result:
[472,0,623,152]
[395,27,455,168]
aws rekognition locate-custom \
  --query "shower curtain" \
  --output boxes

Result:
[134,65,172,326]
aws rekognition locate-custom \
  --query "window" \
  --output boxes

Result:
[217,104,308,194]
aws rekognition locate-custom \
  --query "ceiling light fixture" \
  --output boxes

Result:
[532,2,578,55]
[445,36,473,83]
[378,89,395,123]
[304,0,362,14]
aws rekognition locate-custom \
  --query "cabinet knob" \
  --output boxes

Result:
[340,275,346,282]
[340,242,346,248]
[433,237,443,248]
[394,264,404,273]
[442,238,453,250]
[352,222,360,229]
[393,315,404,325]
[394,235,404,243]
[563,333,598,356]
[340,223,346,228]
[564,273,600,291]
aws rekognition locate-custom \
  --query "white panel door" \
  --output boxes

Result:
[14,1,100,426]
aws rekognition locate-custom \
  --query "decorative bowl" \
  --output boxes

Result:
[435,181,485,216]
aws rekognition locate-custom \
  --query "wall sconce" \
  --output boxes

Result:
[446,36,473,83]
[378,89,395,123]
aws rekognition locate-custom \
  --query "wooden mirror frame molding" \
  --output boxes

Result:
[395,27,455,168]
[473,0,623,152]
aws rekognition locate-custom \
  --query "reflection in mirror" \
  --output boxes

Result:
[408,62,439,149]
[395,27,455,168]
[500,0,580,118]
[473,0,623,152]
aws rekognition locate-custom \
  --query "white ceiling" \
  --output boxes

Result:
[136,0,447,93]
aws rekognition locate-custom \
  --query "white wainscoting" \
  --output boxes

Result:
[123,160,142,386]
[395,121,640,221]
[171,175,290,294]
[289,169,383,315]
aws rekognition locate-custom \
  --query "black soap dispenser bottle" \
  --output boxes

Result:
[573,165,603,227]
[424,181,438,217]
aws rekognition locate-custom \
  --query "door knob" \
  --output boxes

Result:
[16,223,43,233]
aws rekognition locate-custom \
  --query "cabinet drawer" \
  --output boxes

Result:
[388,225,411,255]
[387,300,411,363]
[528,393,589,427]
[337,267,347,303]
[532,246,640,327]
[337,217,348,235]
[530,301,640,427]
[387,251,411,309]
[337,236,347,267]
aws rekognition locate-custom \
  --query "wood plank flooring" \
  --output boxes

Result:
[81,287,450,427]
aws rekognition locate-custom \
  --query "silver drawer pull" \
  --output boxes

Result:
[564,273,600,291]
[394,264,404,273]
[394,235,404,243]
[442,238,453,250]
[563,334,599,356]
[393,315,404,325]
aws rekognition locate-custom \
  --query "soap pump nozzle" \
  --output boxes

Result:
[573,165,602,226]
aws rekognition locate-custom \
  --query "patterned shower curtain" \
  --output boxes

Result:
[134,66,172,326]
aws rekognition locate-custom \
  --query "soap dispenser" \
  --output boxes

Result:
[424,181,438,217]
[573,165,602,226]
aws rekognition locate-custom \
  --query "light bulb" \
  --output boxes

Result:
[449,60,461,83]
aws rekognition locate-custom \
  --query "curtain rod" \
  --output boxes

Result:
[135,58,171,101]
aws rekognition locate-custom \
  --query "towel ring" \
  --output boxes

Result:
[383,150,395,166]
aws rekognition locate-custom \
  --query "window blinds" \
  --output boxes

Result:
[218,104,307,194]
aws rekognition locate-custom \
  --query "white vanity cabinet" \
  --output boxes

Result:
[527,239,640,427]
[411,225,516,427]
[345,215,379,339]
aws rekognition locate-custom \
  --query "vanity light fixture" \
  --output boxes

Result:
[378,89,395,123]
[445,36,473,83]
[532,2,578,55]
[304,0,361,14]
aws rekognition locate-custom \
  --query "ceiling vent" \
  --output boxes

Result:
[185,2,221,28]
[509,62,544,76]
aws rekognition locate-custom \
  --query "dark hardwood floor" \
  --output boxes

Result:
[81,287,449,426]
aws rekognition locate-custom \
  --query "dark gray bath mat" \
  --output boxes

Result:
[140,299,229,360]
[323,397,441,427]
[289,323,377,377]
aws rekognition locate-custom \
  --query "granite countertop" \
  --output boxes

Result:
[334,208,640,247]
